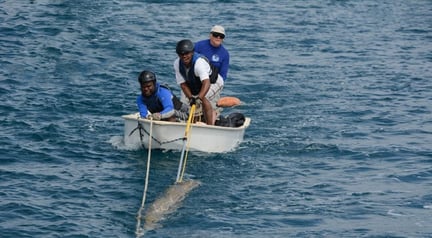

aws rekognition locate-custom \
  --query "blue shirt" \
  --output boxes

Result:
[194,39,230,81]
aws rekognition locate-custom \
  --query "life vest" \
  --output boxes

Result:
[178,53,219,95]
[160,84,183,110]
[141,83,164,113]
[142,83,183,112]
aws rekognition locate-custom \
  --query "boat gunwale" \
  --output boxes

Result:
[122,113,251,131]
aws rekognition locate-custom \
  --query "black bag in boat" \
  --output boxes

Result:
[215,112,245,127]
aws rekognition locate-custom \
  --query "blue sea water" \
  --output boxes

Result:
[1,0,432,237]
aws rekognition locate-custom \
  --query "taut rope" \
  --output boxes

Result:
[176,104,196,183]
[135,118,153,237]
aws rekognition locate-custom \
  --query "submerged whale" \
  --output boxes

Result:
[143,179,200,231]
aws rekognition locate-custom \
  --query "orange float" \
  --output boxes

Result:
[216,96,241,107]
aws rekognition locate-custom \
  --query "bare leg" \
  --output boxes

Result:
[201,98,214,125]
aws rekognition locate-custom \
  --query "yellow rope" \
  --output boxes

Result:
[178,104,195,183]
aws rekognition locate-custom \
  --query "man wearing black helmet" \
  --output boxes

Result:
[173,39,224,125]
[137,70,188,121]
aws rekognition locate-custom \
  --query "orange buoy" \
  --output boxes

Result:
[216,97,241,107]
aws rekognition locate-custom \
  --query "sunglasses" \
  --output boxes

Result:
[211,32,225,39]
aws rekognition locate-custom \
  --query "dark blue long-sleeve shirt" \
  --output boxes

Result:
[195,39,230,81]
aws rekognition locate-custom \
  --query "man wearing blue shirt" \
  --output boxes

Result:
[137,70,187,121]
[194,25,230,82]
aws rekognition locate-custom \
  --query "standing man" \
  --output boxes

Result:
[195,25,230,82]
[173,39,224,125]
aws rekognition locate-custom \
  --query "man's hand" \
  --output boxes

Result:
[152,113,162,120]
[147,113,162,120]
[189,95,198,106]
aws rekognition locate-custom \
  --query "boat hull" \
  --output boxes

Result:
[122,113,250,153]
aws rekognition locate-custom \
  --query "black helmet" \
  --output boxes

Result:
[138,70,156,84]
[176,39,194,54]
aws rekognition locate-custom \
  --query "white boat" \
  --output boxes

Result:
[122,113,251,153]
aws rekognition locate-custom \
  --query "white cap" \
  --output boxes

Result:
[210,25,225,36]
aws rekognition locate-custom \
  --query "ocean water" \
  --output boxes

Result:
[1,0,432,237]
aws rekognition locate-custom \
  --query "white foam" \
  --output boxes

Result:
[108,135,142,151]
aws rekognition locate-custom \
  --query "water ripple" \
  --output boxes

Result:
[2,0,432,237]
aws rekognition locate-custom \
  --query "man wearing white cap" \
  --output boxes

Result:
[195,25,230,82]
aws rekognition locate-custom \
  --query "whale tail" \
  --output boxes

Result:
[143,180,200,231]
